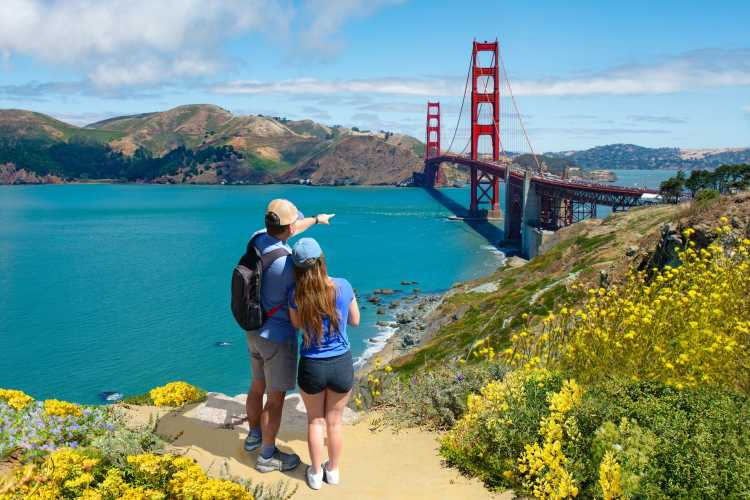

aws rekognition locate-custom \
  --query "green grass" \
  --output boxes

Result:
[574,233,615,252]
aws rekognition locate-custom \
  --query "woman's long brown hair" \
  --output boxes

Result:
[293,255,340,347]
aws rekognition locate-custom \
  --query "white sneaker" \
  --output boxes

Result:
[323,461,340,485]
[306,465,324,490]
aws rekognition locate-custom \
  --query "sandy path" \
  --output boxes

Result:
[130,394,506,499]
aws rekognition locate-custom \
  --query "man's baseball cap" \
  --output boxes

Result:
[265,199,303,227]
[292,238,323,269]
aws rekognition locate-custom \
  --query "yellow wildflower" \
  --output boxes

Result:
[44,399,83,418]
[0,388,34,410]
[149,381,204,407]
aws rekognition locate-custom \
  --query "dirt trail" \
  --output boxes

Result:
[127,394,505,499]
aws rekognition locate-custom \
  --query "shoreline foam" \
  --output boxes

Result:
[354,244,506,375]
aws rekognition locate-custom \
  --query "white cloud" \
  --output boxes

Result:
[298,0,404,56]
[214,48,750,98]
[743,105,750,113]
[88,55,220,87]
[626,114,688,124]
[0,0,407,88]
[47,111,120,126]
[212,77,460,96]
[514,49,750,96]
[0,0,290,87]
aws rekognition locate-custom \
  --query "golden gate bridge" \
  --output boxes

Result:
[416,40,658,256]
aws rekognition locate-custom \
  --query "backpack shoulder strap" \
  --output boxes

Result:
[260,247,290,270]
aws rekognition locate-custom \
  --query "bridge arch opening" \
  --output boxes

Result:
[475,134,494,160]
[476,102,496,125]
[476,75,495,93]
[475,50,495,68]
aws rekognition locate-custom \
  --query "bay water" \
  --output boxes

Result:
[0,170,675,404]
[1,184,504,404]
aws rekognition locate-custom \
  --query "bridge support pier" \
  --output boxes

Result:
[520,170,536,257]
[470,167,501,219]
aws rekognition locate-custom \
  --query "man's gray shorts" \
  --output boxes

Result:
[246,332,298,393]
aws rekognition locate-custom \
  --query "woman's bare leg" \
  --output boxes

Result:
[300,389,326,473]
[324,389,351,470]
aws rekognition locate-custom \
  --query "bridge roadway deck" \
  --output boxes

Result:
[425,154,659,199]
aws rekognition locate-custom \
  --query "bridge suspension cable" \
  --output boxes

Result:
[498,46,542,172]
[445,50,472,155]
[439,39,544,173]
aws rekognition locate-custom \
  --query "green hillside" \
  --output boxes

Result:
[0,106,424,185]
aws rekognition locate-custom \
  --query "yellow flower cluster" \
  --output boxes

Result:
[367,374,381,398]
[471,337,497,361]
[0,388,34,410]
[441,370,543,470]
[0,450,253,500]
[44,399,83,418]
[599,451,623,500]
[129,453,252,500]
[508,226,750,393]
[149,381,204,407]
[0,448,99,499]
[518,380,582,499]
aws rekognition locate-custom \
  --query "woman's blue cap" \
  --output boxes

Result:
[292,238,323,268]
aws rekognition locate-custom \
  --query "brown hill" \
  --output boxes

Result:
[0,106,426,185]
[281,134,422,185]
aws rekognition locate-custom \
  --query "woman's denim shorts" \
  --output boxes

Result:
[298,351,354,395]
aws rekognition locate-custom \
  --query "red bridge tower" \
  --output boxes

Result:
[424,101,443,186]
[470,40,501,219]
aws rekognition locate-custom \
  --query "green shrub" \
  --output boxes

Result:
[89,420,166,468]
[439,372,750,498]
[380,361,509,429]
[440,369,566,490]
[571,380,750,498]
[590,418,658,498]
[694,188,720,203]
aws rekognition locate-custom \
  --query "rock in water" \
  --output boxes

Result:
[100,391,123,403]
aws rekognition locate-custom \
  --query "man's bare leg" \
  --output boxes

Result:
[246,378,265,429]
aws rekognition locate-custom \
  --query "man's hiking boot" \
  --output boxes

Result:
[244,432,262,452]
[256,449,301,473]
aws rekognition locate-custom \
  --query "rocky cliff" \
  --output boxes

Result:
[0,163,62,184]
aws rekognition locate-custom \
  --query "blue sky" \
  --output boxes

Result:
[0,0,748,151]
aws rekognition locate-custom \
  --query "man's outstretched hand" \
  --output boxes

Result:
[317,213,336,225]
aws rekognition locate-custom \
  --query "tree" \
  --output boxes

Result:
[685,169,711,197]
[660,172,685,203]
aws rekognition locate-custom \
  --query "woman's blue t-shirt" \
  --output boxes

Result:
[289,277,354,359]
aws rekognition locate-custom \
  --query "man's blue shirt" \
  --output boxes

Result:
[252,230,296,343]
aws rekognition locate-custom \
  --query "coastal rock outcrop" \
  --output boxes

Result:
[0,163,62,184]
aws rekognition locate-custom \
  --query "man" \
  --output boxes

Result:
[245,198,334,473]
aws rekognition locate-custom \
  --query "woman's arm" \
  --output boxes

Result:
[348,295,360,326]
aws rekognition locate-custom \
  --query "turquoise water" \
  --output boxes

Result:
[608,169,678,190]
[0,185,503,404]
[0,170,676,404]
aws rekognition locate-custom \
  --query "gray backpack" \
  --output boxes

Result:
[230,234,290,331]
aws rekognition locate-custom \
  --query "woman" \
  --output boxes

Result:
[288,237,360,490]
